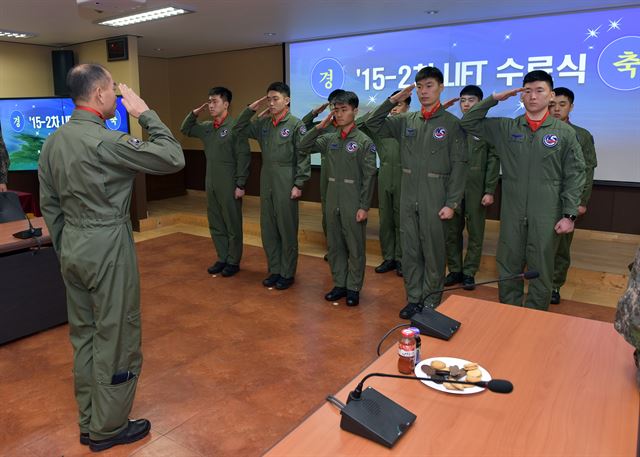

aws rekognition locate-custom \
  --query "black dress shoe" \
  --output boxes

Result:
[262,274,281,287]
[346,290,360,306]
[80,432,89,445]
[275,276,295,290]
[399,302,422,319]
[221,264,240,277]
[207,261,226,274]
[462,274,476,290]
[444,271,463,287]
[550,289,561,305]
[325,287,347,301]
[396,261,403,277]
[89,419,151,452]
[375,259,397,273]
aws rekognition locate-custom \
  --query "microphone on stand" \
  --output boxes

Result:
[13,212,43,239]
[329,371,513,448]
[409,271,540,340]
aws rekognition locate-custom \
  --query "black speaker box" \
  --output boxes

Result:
[340,387,416,448]
[52,50,74,97]
[410,306,461,340]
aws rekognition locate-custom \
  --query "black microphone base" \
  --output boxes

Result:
[410,306,461,340]
[340,387,416,448]
[12,228,42,239]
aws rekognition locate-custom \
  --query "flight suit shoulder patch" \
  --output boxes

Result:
[405,127,416,137]
[125,136,144,149]
[298,125,307,135]
[368,143,377,154]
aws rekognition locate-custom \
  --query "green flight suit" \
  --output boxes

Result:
[233,108,310,279]
[445,135,499,276]
[300,126,377,291]
[376,136,403,262]
[180,112,250,266]
[552,123,597,290]
[38,109,184,440]
[366,99,468,307]
[301,111,368,239]
[301,110,335,237]
[461,97,585,310]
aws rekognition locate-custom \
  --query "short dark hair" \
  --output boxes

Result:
[523,70,553,89]
[391,89,411,106]
[328,89,346,103]
[415,66,444,84]
[332,91,359,109]
[460,85,483,100]
[553,87,575,104]
[67,63,110,103]
[267,81,290,98]
[209,86,232,103]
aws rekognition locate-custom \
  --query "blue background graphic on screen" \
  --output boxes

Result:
[597,35,640,90]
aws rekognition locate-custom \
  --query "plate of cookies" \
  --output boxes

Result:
[414,357,491,394]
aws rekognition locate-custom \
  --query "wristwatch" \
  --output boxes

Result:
[563,213,577,221]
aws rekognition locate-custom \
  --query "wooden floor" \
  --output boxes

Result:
[2,194,636,456]
[138,191,639,309]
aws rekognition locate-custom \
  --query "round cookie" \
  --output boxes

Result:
[431,360,447,370]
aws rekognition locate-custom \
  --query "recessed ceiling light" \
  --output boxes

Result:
[154,48,163,51]
[0,29,36,38]
[97,6,192,27]
[264,32,277,37]
[425,10,439,14]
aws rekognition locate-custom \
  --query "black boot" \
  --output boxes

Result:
[375,259,397,273]
[444,271,463,287]
[88,419,151,452]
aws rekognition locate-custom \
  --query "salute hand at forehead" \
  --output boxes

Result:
[317,110,335,130]
[313,102,330,116]
[492,87,524,102]
[118,83,149,119]
[442,97,460,110]
[389,83,415,104]
[192,102,208,116]
[249,95,268,112]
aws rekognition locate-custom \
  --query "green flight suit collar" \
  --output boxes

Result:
[71,108,106,127]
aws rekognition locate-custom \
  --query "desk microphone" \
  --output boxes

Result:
[13,213,43,239]
[409,271,540,340]
[329,371,513,448]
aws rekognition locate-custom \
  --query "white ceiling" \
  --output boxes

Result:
[0,0,638,58]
